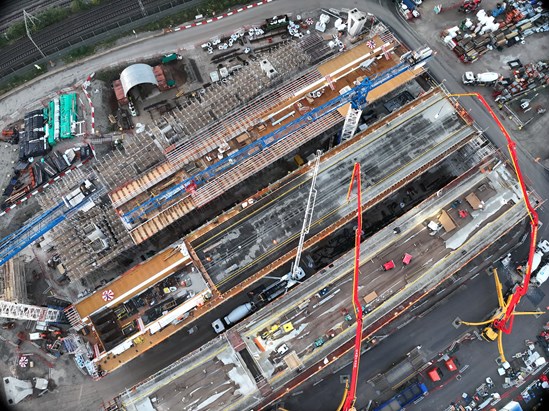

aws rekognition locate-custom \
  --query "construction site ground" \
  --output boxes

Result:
[189,90,477,293]
[77,85,480,374]
[409,1,549,167]
[116,155,529,411]
[0,4,543,408]
[278,223,548,411]
[242,172,507,383]
[236,159,525,383]
[118,34,417,245]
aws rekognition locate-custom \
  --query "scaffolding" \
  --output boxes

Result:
[119,41,422,245]
[94,131,166,192]
[0,257,27,303]
[51,202,134,281]
[109,38,330,215]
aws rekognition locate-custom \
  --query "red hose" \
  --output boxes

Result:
[473,93,539,333]
[343,163,364,410]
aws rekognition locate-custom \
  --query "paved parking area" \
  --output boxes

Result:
[409,1,549,166]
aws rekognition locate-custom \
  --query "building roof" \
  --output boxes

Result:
[112,79,128,104]
[73,246,190,320]
[119,64,158,96]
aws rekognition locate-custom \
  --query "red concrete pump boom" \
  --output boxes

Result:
[340,163,364,411]
[472,93,539,333]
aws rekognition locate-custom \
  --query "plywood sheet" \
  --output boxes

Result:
[367,67,423,103]
[318,37,384,78]
[465,192,482,210]
[439,210,457,232]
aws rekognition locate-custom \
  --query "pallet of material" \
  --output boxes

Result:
[453,45,465,56]
[475,37,491,47]
[461,40,474,51]
[495,39,507,47]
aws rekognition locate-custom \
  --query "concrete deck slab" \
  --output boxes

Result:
[191,92,476,292]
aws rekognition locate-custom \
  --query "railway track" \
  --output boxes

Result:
[0,0,72,33]
[0,0,196,79]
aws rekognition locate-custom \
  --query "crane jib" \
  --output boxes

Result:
[123,48,433,225]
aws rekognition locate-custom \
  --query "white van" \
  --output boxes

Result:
[531,249,544,273]
[532,263,549,287]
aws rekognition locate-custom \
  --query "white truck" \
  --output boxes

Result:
[532,264,549,287]
[462,71,500,86]
[212,302,254,334]
[63,179,96,208]
[530,240,549,286]
[518,240,549,274]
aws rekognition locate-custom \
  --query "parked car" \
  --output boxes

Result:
[276,343,289,355]
[403,253,413,265]
[315,287,330,298]
[383,260,395,271]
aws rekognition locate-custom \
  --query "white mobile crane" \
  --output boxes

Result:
[212,151,322,333]
[282,149,323,289]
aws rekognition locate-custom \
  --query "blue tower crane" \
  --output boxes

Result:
[122,47,432,226]
[0,181,99,266]
[0,47,432,266]
[0,202,67,266]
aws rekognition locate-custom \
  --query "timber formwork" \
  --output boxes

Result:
[0,257,27,303]
[122,35,412,244]
[52,203,134,281]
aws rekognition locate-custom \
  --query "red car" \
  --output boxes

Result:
[383,260,395,271]
[403,253,413,265]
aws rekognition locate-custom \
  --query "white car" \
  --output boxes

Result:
[276,343,289,355]
[538,239,549,254]
[128,101,138,117]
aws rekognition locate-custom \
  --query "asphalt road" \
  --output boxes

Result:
[279,228,545,411]
[2,0,548,408]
